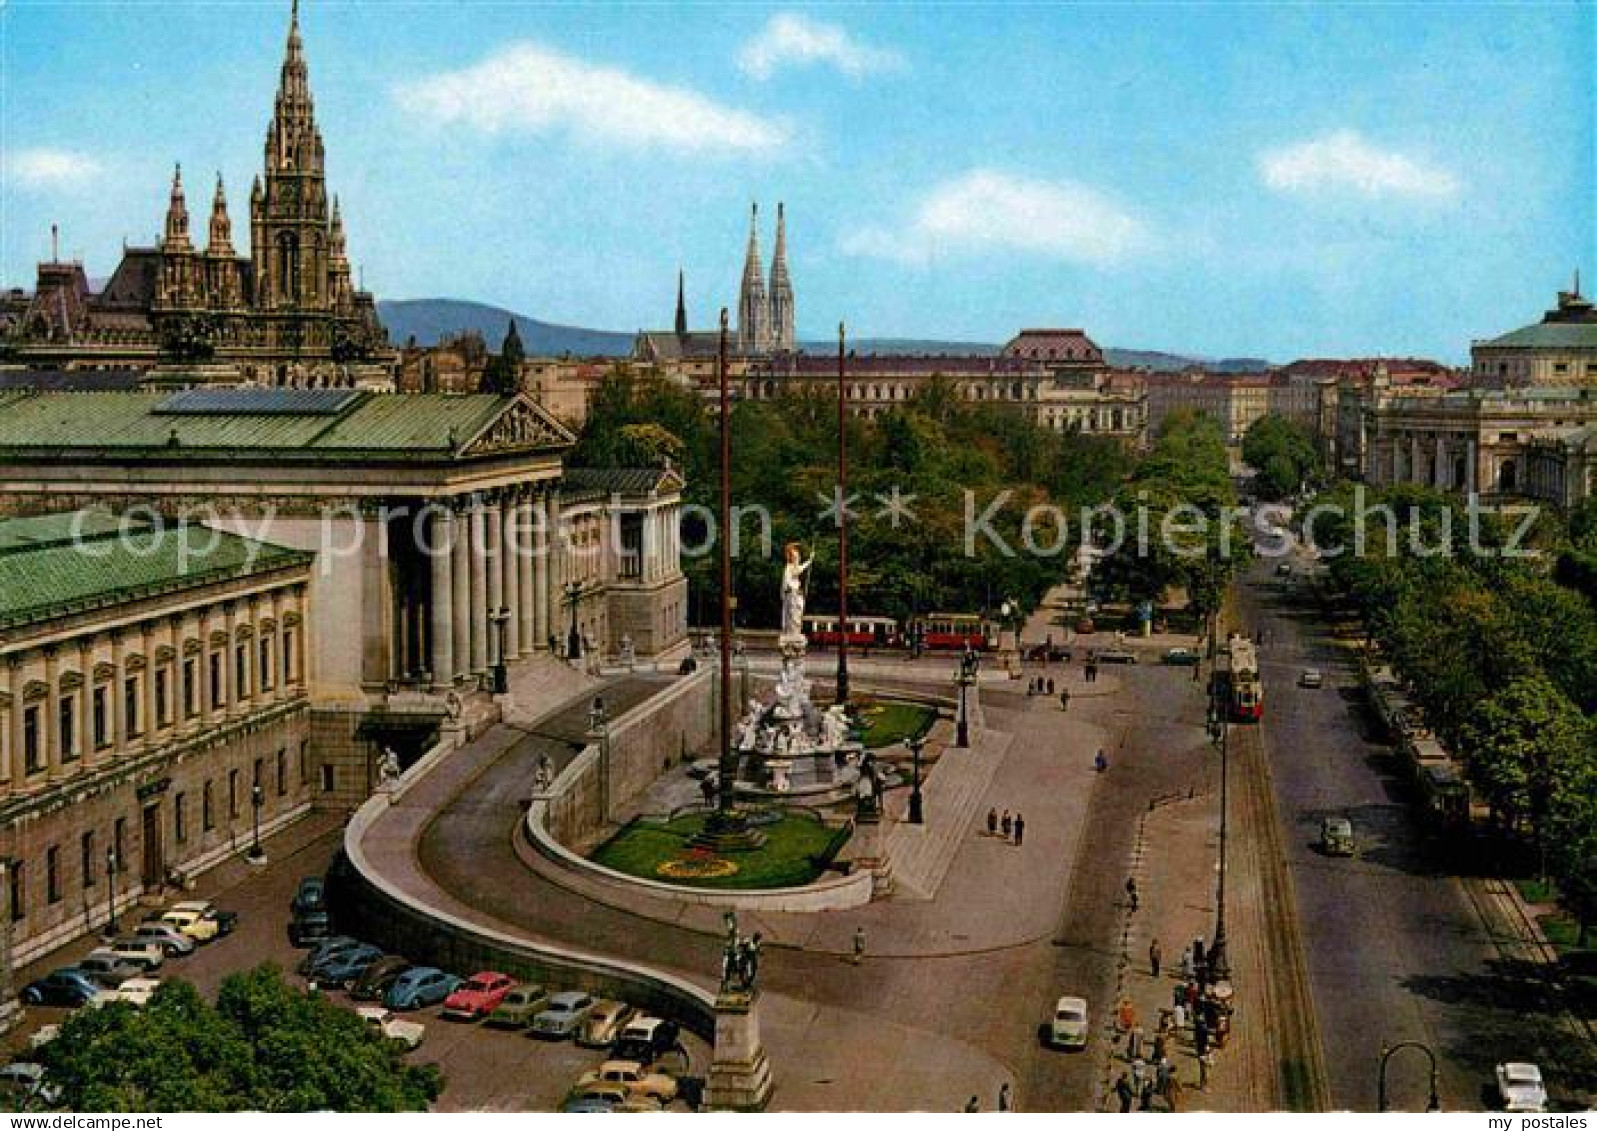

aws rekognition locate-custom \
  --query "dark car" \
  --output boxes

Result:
[385,967,462,1012]
[296,935,360,975]
[1162,647,1201,666]
[291,876,327,916]
[289,908,333,947]
[1097,647,1138,665]
[21,968,102,1007]
[310,945,384,988]
[351,956,412,1002]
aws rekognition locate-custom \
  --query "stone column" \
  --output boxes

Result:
[705,990,774,1111]
[267,598,285,705]
[43,648,61,780]
[546,492,564,654]
[111,632,128,750]
[499,500,521,662]
[533,494,550,648]
[450,500,470,682]
[1409,435,1421,486]
[2,660,17,785]
[468,498,489,674]
[516,496,536,657]
[76,638,93,764]
[486,496,505,662]
[222,603,239,719]
[1435,434,1447,489]
[429,507,456,689]
[141,624,159,746]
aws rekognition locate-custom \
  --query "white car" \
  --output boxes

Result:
[1048,995,1090,1050]
[356,1006,426,1050]
[1299,667,1324,689]
[1496,1062,1548,1113]
[94,976,162,1008]
[27,1025,61,1052]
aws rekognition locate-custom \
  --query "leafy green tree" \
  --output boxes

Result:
[1241,415,1321,500]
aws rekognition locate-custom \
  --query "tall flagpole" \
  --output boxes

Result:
[717,308,735,822]
[836,322,850,707]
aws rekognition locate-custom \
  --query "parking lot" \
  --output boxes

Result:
[6,816,706,1112]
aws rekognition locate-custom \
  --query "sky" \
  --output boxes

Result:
[1,1,1591,362]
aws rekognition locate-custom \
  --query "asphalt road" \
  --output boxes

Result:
[1237,560,1577,1111]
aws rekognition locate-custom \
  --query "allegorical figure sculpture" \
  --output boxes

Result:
[780,541,813,639]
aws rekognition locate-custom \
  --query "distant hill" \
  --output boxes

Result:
[380,297,1271,370]
[379,299,634,357]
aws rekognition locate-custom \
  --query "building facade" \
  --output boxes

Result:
[0,513,312,972]
[0,2,391,386]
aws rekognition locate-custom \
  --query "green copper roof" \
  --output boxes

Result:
[0,390,562,461]
[0,512,310,630]
[1480,322,1597,349]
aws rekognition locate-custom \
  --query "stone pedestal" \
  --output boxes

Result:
[704,989,774,1111]
[850,811,895,897]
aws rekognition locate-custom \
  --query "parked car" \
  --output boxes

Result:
[576,1059,679,1104]
[1496,1062,1548,1113]
[356,1006,426,1050]
[578,999,636,1049]
[157,908,218,944]
[1162,647,1200,666]
[77,950,142,988]
[385,967,462,1012]
[296,936,361,975]
[292,876,327,916]
[310,945,385,989]
[1026,643,1071,662]
[562,1083,643,1113]
[288,908,333,946]
[529,990,597,1039]
[351,956,413,1002]
[441,971,516,1021]
[1098,647,1138,665]
[108,937,166,972]
[0,1062,61,1107]
[1048,995,1090,1050]
[97,976,161,1008]
[1299,667,1324,689]
[20,969,102,1008]
[169,900,238,936]
[27,1025,61,1052]
[486,983,550,1029]
[613,1016,681,1064]
[133,921,196,957]
[1319,817,1355,857]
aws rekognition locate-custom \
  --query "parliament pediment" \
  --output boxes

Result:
[458,396,575,458]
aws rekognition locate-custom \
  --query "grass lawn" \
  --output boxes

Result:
[592,811,850,889]
[1517,877,1560,905]
[859,701,937,749]
[1539,912,1581,952]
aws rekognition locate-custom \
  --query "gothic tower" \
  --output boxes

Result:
[736,203,768,354]
[674,269,688,337]
[155,164,205,310]
[767,202,794,352]
[204,174,246,310]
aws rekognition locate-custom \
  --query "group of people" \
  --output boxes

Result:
[1111,935,1232,1112]
[1024,675,1058,697]
[985,807,1026,846]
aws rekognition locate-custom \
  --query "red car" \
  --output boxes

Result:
[441,971,516,1020]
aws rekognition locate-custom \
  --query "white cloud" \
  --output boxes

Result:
[1258,130,1459,201]
[396,42,787,153]
[739,13,905,80]
[6,147,102,192]
[841,169,1152,267]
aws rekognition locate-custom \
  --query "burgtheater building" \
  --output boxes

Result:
[0,387,688,808]
[1363,283,1597,506]
[0,1,392,387]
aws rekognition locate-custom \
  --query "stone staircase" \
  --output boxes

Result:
[885,727,1012,900]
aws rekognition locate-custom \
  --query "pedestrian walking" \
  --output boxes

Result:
[987,807,998,837]
[1152,1033,1169,1064]
[1180,945,1193,982]
[1155,1057,1172,1096]
[1194,1020,1209,1058]
[997,1083,1012,1112]
[1094,748,1108,772]
[1046,677,1055,695]
[1125,876,1139,911]
[1115,1073,1134,1113]
[964,1096,979,1113]
[1140,1078,1156,1111]
[1117,998,1137,1033]
[1127,1023,1144,1060]
[1001,810,1013,839]
[1130,1057,1147,1093]
[1150,938,1163,978]
[1192,937,1206,967]
[1185,981,1200,1010]
[1172,983,1185,1011]
[1199,1050,1214,1090]
[1013,813,1025,846]
[852,926,866,965]
[1172,1002,1186,1032]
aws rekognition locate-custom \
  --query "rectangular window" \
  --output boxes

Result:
[58,695,76,760]
[45,846,59,904]
[202,781,214,831]
[183,659,197,718]
[229,769,239,819]
[320,763,335,794]
[174,793,187,844]
[235,644,248,700]
[23,706,40,774]
[155,668,169,728]
[276,748,287,796]
[210,654,223,711]
[93,687,108,749]
[9,861,23,922]
[81,831,95,889]
[124,676,140,737]
[260,639,274,692]
[283,630,296,684]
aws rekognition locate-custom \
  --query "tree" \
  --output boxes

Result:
[1241,415,1320,500]
[37,966,442,1112]
[480,318,525,396]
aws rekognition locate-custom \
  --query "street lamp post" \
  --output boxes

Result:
[1378,1041,1441,1112]
[248,782,265,862]
[1208,704,1231,984]
[490,606,512,694]
[104,847,119,935]
[906,736,926,824]
[835,321,851,708]
[564,582,583,661]
[955,646,977,749]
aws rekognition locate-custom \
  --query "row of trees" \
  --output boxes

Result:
[1312,483,1597,937]
[30,966,443,1111]
[573,372,1134,627]
[1240,415,1322,501]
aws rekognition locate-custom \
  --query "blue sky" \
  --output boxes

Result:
[2,1,1591,361]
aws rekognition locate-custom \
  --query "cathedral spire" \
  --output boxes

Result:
[163,164,192,251]
[207,173,234,256]
[674,269,688,336]
[736,203,768,354]
[768,201,794,352]
[268,0,322,174]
